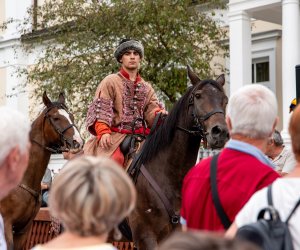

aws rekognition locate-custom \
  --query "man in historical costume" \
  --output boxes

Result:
[84,39,166,166]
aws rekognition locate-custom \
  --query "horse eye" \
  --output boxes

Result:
[53,117,60,121]
[195,93,201,99]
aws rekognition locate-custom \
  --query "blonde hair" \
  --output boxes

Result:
[289,104,300,162]
[48,156,136,236]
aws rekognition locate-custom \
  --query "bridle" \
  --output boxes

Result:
[177,85,225,144]
[31,103,78,154]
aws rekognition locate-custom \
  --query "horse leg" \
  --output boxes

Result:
[3,220,14,250]
[13,223,32,250]
[129,220,157,250]
[134,232,157,250]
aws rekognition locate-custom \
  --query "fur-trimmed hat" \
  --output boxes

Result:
[114,39,144,63]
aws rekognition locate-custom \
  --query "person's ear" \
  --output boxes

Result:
[6,146,20,172]
[272,117,278,132]
[268,117,279,138]
[226,116,232,131]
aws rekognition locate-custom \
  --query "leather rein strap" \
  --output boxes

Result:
[128,113,180,225]
[18,184,41,202]
[140,164,180,225]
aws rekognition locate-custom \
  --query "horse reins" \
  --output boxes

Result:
[31,104,77,153]
[137,85,225,226]
[13,184,42,235]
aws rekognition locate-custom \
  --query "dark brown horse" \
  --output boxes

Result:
[128,67,229,250]
[0,92,84,250]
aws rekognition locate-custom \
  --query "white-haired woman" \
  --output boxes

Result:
[32,156,136,250]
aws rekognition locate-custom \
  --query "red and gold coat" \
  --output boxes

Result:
[84,70,163,157]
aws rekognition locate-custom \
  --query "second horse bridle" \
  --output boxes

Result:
[32,104,78,153]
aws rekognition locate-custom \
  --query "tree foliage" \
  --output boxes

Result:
[2,0,227,132]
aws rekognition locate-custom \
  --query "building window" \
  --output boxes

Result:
[252,57,270,83]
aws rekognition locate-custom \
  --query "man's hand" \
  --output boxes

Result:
[41,183,48,190]
[160,109,168,116]
[99,133,112,149]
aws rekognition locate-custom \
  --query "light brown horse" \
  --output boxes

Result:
[127,67,229,249]
[0,92,84,250]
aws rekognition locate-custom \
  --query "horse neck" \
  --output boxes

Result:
[149,129,201,189]
[147,130,200,212]
[22,116,52,190]
[167,131,201,178]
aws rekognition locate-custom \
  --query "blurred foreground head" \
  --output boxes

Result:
[49,156,136,236]
[289,104,300,162]
[158,231,259,250]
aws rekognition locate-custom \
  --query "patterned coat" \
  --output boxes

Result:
[84,72,163,157]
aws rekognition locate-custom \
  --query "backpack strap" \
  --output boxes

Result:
[286,198,300,223]
[210,153,231,229]
[267,184,300,223]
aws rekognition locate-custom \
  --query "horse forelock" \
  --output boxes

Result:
[199,79,224,92]
[139,86,195,164]
[44,101,68,113]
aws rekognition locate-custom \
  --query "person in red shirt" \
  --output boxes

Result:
[180,84,280,232]
[84,39,166,166]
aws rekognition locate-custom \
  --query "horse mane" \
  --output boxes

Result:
[139,85,194,164]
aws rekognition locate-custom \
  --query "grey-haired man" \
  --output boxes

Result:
[84,39,166,167]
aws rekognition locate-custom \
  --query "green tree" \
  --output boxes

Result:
[2,0,227,131]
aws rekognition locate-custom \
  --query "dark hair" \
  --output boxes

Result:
[271,130,284,146]
[158,231,259,250]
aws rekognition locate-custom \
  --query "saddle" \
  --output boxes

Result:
[126,113,165,181]
[120,118,147,171]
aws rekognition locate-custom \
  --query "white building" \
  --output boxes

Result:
[0,0,67,172]
[228,0,300,143]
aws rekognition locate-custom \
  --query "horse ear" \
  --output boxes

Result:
[187,65,201,86]
[58,92,65,104]
[42,91,52,108]
[216,74,225,86]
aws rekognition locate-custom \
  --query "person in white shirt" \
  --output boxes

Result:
[265,129,296,175]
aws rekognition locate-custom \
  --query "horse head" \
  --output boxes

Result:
[187,66,229,149]
[42,91,84,153]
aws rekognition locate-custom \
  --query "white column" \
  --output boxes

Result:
[228,10,252,95]
[281,0,300,146]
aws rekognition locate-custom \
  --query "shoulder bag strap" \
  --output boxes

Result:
[286,198,300,223]
[267,184,273,206]
[267,183,300,223]
[210,153,231,229]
